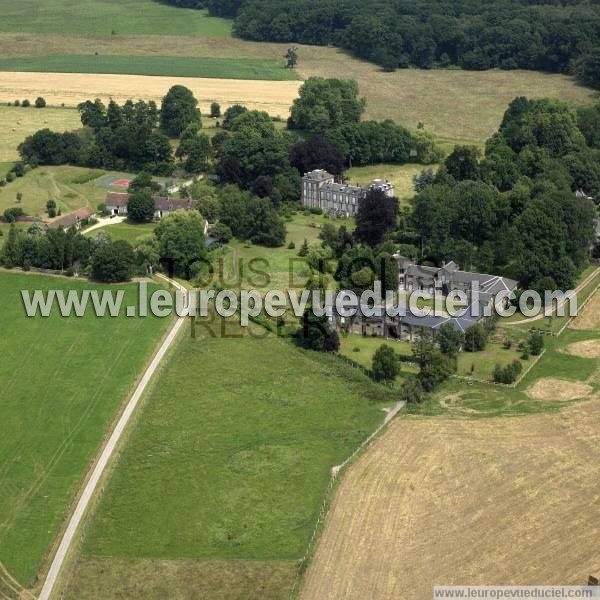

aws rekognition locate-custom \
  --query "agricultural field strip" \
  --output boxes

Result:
[37,275,188,600]
[0,72,302,118]
[0,56,299,81]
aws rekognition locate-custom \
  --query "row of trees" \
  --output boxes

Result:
[164,0,600,88]
[18,86,203,175]
[0,209,208,281]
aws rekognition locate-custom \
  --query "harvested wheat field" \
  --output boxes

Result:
[301,399,600,600]
[564,340,600,359]
[571,292,600,331]
[526,378,594,401]
[0,72,301,118]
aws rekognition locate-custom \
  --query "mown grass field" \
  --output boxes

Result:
[0,165,106,218]
[0,1,231,37]
[0,272,172,589]
[220,212,353,294]
[62,319,397,599]
[0,55,299,81]
[0,105,82,162]
[86,221,156,245]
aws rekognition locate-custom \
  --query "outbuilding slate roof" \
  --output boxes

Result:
[48,207,94,229]
[104,192,193,212]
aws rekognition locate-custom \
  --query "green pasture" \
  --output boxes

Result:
[86,221,156,244]
[0,166,107,218]
[0,55,299,81]
[75,319,396,598]
[0,1,232,37]
[0,272,172,585]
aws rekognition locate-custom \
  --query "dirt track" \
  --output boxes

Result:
[0,72,301,117]
[301,399,600,599]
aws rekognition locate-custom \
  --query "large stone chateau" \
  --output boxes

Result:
[301,169,395,217]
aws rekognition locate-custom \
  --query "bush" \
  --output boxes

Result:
[287,240,296,249]
[308,206,323,215]
[464,323,487,352]
[210,102,221,118]
[6,172,15,183]
[35,97,46,108]
[13,100,20,107]
[3,207,25,222]
[401,377,426,404]
[211,222,232,243]
[528,332,544,356]
[13,163,25,177]
[502,338,512,349]
[21,99,30,107]
[295,307,339,353]
[493,360,523,384]
[371,344,399,383]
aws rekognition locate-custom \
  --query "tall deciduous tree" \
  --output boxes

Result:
[372,344,399,383]
[127,190,155,223]
[354,188,398,247]
[160,85,201,137]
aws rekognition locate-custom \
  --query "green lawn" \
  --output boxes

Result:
[338,334,418,389]
[0,1,232,37]
[456,341,525,381]
[0,55,300,81]
[0,272,172,586]
[86,221,156,244]
[221,212,353,293]
[347,163,433,207]
[0,166,107,218]
[73,320,395,598]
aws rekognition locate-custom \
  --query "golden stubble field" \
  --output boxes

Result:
[301,398,600,600]
[0,72,301,119]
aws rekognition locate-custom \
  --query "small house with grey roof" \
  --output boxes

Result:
[104,192,194,219]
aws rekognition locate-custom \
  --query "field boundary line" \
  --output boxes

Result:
[290,399,405,599]
[37,275,188,600]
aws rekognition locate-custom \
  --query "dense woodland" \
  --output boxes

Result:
[161,0,600,88]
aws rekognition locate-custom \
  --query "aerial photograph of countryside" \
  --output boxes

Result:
[0,1,599,599]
